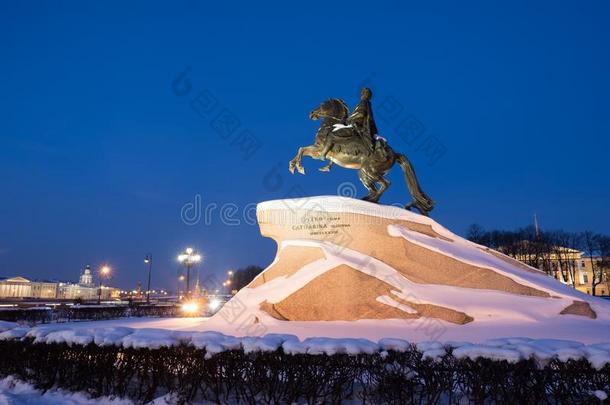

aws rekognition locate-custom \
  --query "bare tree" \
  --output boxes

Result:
[537,231,555,277]
[582,231,601,295]
[464,224,609,292]
[594,235,610,296]
[466,224,486,245]
[551,231,581,288]
[232,265,264,291]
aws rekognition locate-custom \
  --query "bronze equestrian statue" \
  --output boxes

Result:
[289,88,435,216]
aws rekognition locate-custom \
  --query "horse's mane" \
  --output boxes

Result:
[323,98,349,121]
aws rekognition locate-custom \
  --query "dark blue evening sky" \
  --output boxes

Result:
[1,1,609,289]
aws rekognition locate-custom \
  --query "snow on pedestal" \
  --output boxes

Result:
[211,196,610,343]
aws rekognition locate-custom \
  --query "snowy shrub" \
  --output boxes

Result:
[0,338,608,404]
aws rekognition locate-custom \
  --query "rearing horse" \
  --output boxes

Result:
[288,98,435,216]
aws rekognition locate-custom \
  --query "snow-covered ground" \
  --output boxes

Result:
[0,376,132,405]
[0,376,218,405]
[1,372,607,404]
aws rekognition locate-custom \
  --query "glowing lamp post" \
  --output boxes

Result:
[177,247,201,300]
[224,270,234,293]
[98,265,111,305]
[144,254,153,304]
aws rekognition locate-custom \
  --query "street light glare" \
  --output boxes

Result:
[178,248,202,263]
[209,299,221,311]
[177,247,203,300]
[100,266,110,275]
[181,301,199,314]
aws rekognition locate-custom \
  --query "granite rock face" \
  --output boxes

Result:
[216,197,601,327]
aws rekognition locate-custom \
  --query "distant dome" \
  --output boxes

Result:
[79,265,94,286]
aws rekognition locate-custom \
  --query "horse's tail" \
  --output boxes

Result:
[395,153,435,216]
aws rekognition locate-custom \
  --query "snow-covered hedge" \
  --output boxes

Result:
[2,322,610,368]
[0,327,608,404]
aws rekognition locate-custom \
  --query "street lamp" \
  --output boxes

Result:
[144,254,153,304]
[98,265,111,304]
[177,247,202,299]
[177,274,185,298]
[225,269,234,292]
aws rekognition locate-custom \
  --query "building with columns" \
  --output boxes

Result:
[0,277,32,298]
[0,265,119,300]
[512,248,610,296]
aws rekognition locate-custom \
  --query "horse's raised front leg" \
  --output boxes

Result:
[289,146,308,174]
[288,148,302,174]
[289,145,322,175]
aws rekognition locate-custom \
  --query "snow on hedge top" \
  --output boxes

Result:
[2,322,610,368]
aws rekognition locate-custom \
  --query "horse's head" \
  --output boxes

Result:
[309,98,349,122]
